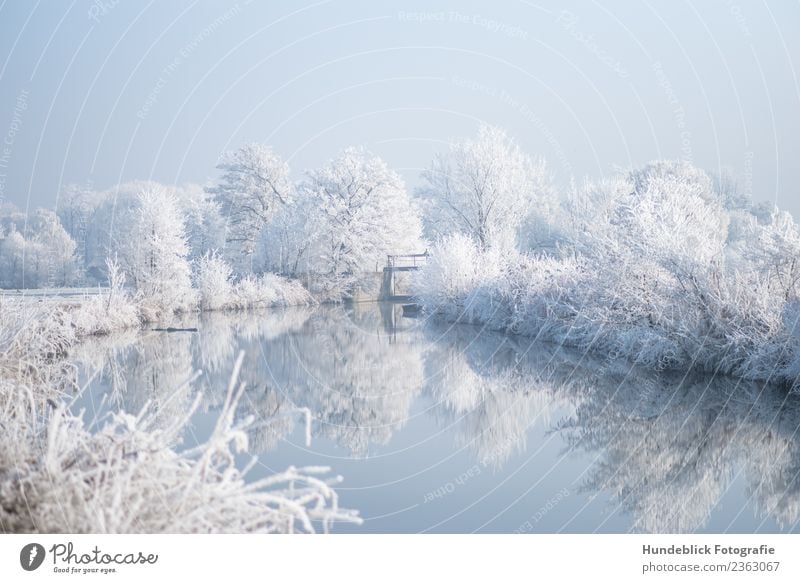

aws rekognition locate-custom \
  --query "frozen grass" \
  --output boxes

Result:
[0,283,358,533]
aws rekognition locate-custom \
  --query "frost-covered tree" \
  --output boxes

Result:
[613,161,728,273]
[0,208,79,288]
[83,181,218,283]
[254,197,314,276]
[729,205,800,301]
[208,144,293,272]
[418,125,550,251]
[119,187,194,316]
[57,184,95,237]
[84,181,155,282]
[173,183,225,261]
[414,157,800,385]
[27,208,80,287]
[57,183,100,269]
[302,147,423,295]
[550,162,733,364]
[0,228,26,288]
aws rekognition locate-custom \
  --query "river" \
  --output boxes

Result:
[69,302,800,533]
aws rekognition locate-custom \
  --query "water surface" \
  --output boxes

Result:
[71,302,800,533]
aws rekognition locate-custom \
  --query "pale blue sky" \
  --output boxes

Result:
[0,0,798,217]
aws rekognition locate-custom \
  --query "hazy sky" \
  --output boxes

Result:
[0,0,798,217]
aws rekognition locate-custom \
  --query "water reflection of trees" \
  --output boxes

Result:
[423,323,800,532]
[73,303,800,532]
[191,305,422,456]
[245,303,425,456]
[72,327,195,431]
[560,371,800,532]
[421,324,573,466]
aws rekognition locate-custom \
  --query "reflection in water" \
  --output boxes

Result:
[423,326,571,467]
[71,303,800,533]
[561,373,800,532]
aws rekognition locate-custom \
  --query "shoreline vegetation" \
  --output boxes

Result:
[413,163,800,391]
[412,227,800,389]
[0,272,357,533]
[409,131,800,390]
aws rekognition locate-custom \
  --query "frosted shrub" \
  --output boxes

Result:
[230,272,314,310]
[492,254,588,339]
[194,251,234,311]
[414,234,587,336]
[413,233,507,321]
[0,260,139,376]
[779,301,800,381]
[192,252,312,312]
[70,259,141,335]
[257,273,313,306]
[232,274,260,307]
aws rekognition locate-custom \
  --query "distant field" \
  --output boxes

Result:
[0,287,110,301]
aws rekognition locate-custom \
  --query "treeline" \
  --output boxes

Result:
[3,125,799,386]
[0,146,424,300]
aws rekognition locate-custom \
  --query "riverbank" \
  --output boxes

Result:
[412,233,800,390]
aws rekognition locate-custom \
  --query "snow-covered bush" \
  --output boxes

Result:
[193,251,313,311]
[0,261,139,380]
[69,259,141,335]
[415,235,594,345]
[412,233,509,321]
[194,250,234,311]
[230,272,314,309]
